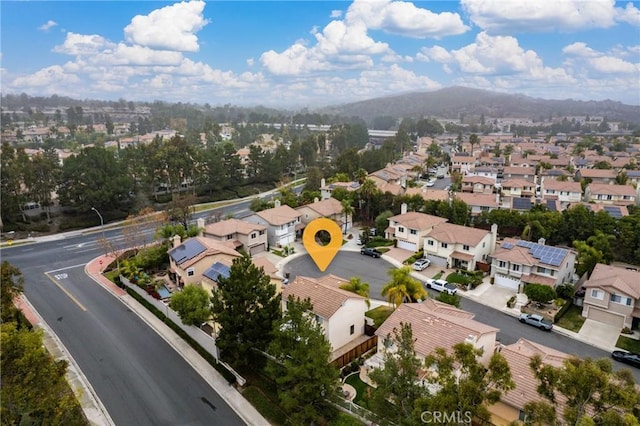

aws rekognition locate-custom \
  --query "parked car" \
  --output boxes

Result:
[612,350,640,368]
[412,258,431,271]
[360,247,382,258]
[426,279,457,295]
[519,313,553,331]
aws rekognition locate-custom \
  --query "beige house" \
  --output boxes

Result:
[243,200,302,247]
[385,204,448,252]
[489,339,570,425]
[451,154,477,175]
[295,197,349,232]
[424,223,497,271]
[461,176,496,194]
[490,238,576,292]
[581,264,640,329]
[320,179,360,200]
[502,166,536,183]
[576,168,617,185]
[282,275,369,356]
[200,255,282,296]
[499,178,535,199]
[539,178,582,205]
[168,236,242,287]
[362,300,499,386]
[200,218,268,256]
[454,192,500,216]
[584,183,638,206]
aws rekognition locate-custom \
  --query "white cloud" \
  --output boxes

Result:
[38,20,58,31]
[563,41,640,75]
[330,10,343,18]
[562,42,599,57]
[347,0,469,38]
[93,44,184,66]
[53,32,115,55]
[616,2,640,25]
[462,0,618,33]
[124,0,209,52]
[9,65,81,91]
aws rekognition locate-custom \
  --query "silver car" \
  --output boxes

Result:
[413,258,431,271]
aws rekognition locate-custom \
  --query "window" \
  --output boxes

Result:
[250,232,256,239]
[187,267,195,277]
[518,411,527,422]
[611,294,632,306]
[350,324,355,335]
[441,242,448,248]
[463,244,470,251]
[410,229,417,235]
[259,230,265,235]
[227,234,233,240]
[398,226,405,233]
[512,264,520,272]
[591,289,604,300]
[427,240,434,246]
[498,260,507,268]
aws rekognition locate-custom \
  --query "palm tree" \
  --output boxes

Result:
[469,133,479,154]
[381,266,426,308]
[358,179,379,223]
[340,277,370,308]
[341,198,354,235]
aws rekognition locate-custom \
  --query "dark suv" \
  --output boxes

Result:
[360,247,382,258]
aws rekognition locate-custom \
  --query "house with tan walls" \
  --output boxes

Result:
[423,223,497,271]
[199,217,268,256]
[385,204,448,252]
[584,183,638,206]
[243,200,302,247]
[295,197,349,232]
[581,263,640,329]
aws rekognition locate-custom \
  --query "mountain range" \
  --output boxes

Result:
[316,86,640,124]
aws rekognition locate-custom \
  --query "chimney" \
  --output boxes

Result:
[172,234,181,248]
[320,178,326,187]
[274,199,281,208]
[196,218,205,236]
[313,197,319,203]
[491,223,498,250]
[538,237,546,246]
[401,203,408,214]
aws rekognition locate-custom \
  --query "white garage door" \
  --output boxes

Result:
[588,308,624,328]
[397,240,417,252]
[494,274,520,291]
[427,255,448,268]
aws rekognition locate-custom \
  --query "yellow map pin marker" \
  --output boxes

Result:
[303,218,343,272]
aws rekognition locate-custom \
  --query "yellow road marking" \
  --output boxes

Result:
[44,273,88,312]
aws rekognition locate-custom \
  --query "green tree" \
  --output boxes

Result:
[267,296,339,424]
[169,284,211,326]
[1,262,24,324]
[524,356,640,425]
[211,255,280,367]
[587,230,616,264]
[417,343,515,425]
[524,283,557,303]
[374,209,394,237]
[382,266,426,308]
[358,179,379,222]
[369,322,425,424]
[573,240,603,277]
[340,198,354,234]
[435,291,461,308]
[1,322,87,425]
[340,277,370,308]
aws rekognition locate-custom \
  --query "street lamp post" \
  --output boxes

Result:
[91,207,105,241]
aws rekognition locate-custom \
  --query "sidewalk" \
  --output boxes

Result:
[84,255,269,426]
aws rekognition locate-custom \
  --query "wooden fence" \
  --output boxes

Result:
[331,335,377,369]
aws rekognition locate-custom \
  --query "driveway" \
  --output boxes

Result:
[577,319,621,351]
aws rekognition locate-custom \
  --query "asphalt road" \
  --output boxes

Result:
[283,251,640,382]
[2,202,253,425]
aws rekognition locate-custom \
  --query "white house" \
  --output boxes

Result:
[243,200,302,247]
[386,204,448,252]
[424,223,497,271]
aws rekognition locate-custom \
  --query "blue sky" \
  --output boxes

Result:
[2,0,639,108]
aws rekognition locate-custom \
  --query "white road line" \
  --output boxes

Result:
[45,264,86,273]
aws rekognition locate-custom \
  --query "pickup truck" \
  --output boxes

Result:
[360,247,382,258]
[425,279,457,295]
[519,313,553,331]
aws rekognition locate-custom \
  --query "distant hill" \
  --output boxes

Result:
[316,86,640,124]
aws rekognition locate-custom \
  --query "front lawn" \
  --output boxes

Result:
[445,272,471,285]
[345,373,371,406]
[241,386,288,425]
[366,305,394,328]
[616,335,640,353]
[554,304,586,332]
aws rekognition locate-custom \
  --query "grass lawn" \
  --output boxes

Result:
[555,304,586,332]
[329,412,366,425]
[445,272,471,285]
[431,272,443,280]
[616,335,640,352]
[366,305,394,328]
[344,373,370,406]
[241,386,288,425]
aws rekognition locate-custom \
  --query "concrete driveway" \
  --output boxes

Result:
[577,319,620,351]
[465,282,517,312]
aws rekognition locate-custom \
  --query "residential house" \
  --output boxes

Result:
[490,238,576,292]
[404,187,450,202]
[320,179,360,200]
[385,204,448,252]
[243,200,302,247]
[489,339,570,425]
[424,223,497,271]
[201,256,283,296]
[362,301,499,386]
[581,264,640,329]
[200,218,268,256]
[625,170,640,186]
[168,236,242,287]
[468,166,499,180]
[581,203,629,218]
[502,166,537,183]
[282,275,369,358]
[296,197,349,232]
[575,168,617,185]
[499,178,536,199]
[451,154,477,175]
[584,183,638,206]
[454,192,500,216]
[461,176,496,194]
[539,178,582,205]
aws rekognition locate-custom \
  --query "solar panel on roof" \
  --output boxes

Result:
[502,242,513,249]
[169,238,206,264]
[203,261,231,282]
[512,198,532,210]
[603,206,623,219]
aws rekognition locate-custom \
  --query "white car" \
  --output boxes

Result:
[426,279,457,295]
[412,258,431,271]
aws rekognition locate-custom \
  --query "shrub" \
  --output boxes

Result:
[524,283,557,303]
[555,283,575,300]
[507,296,516,308]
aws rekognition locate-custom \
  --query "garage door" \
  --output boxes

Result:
[249,244,265,255]
[494,274,520,291]
[397,240,417,252]
[587,308,624,328]
[427,255,448,267]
